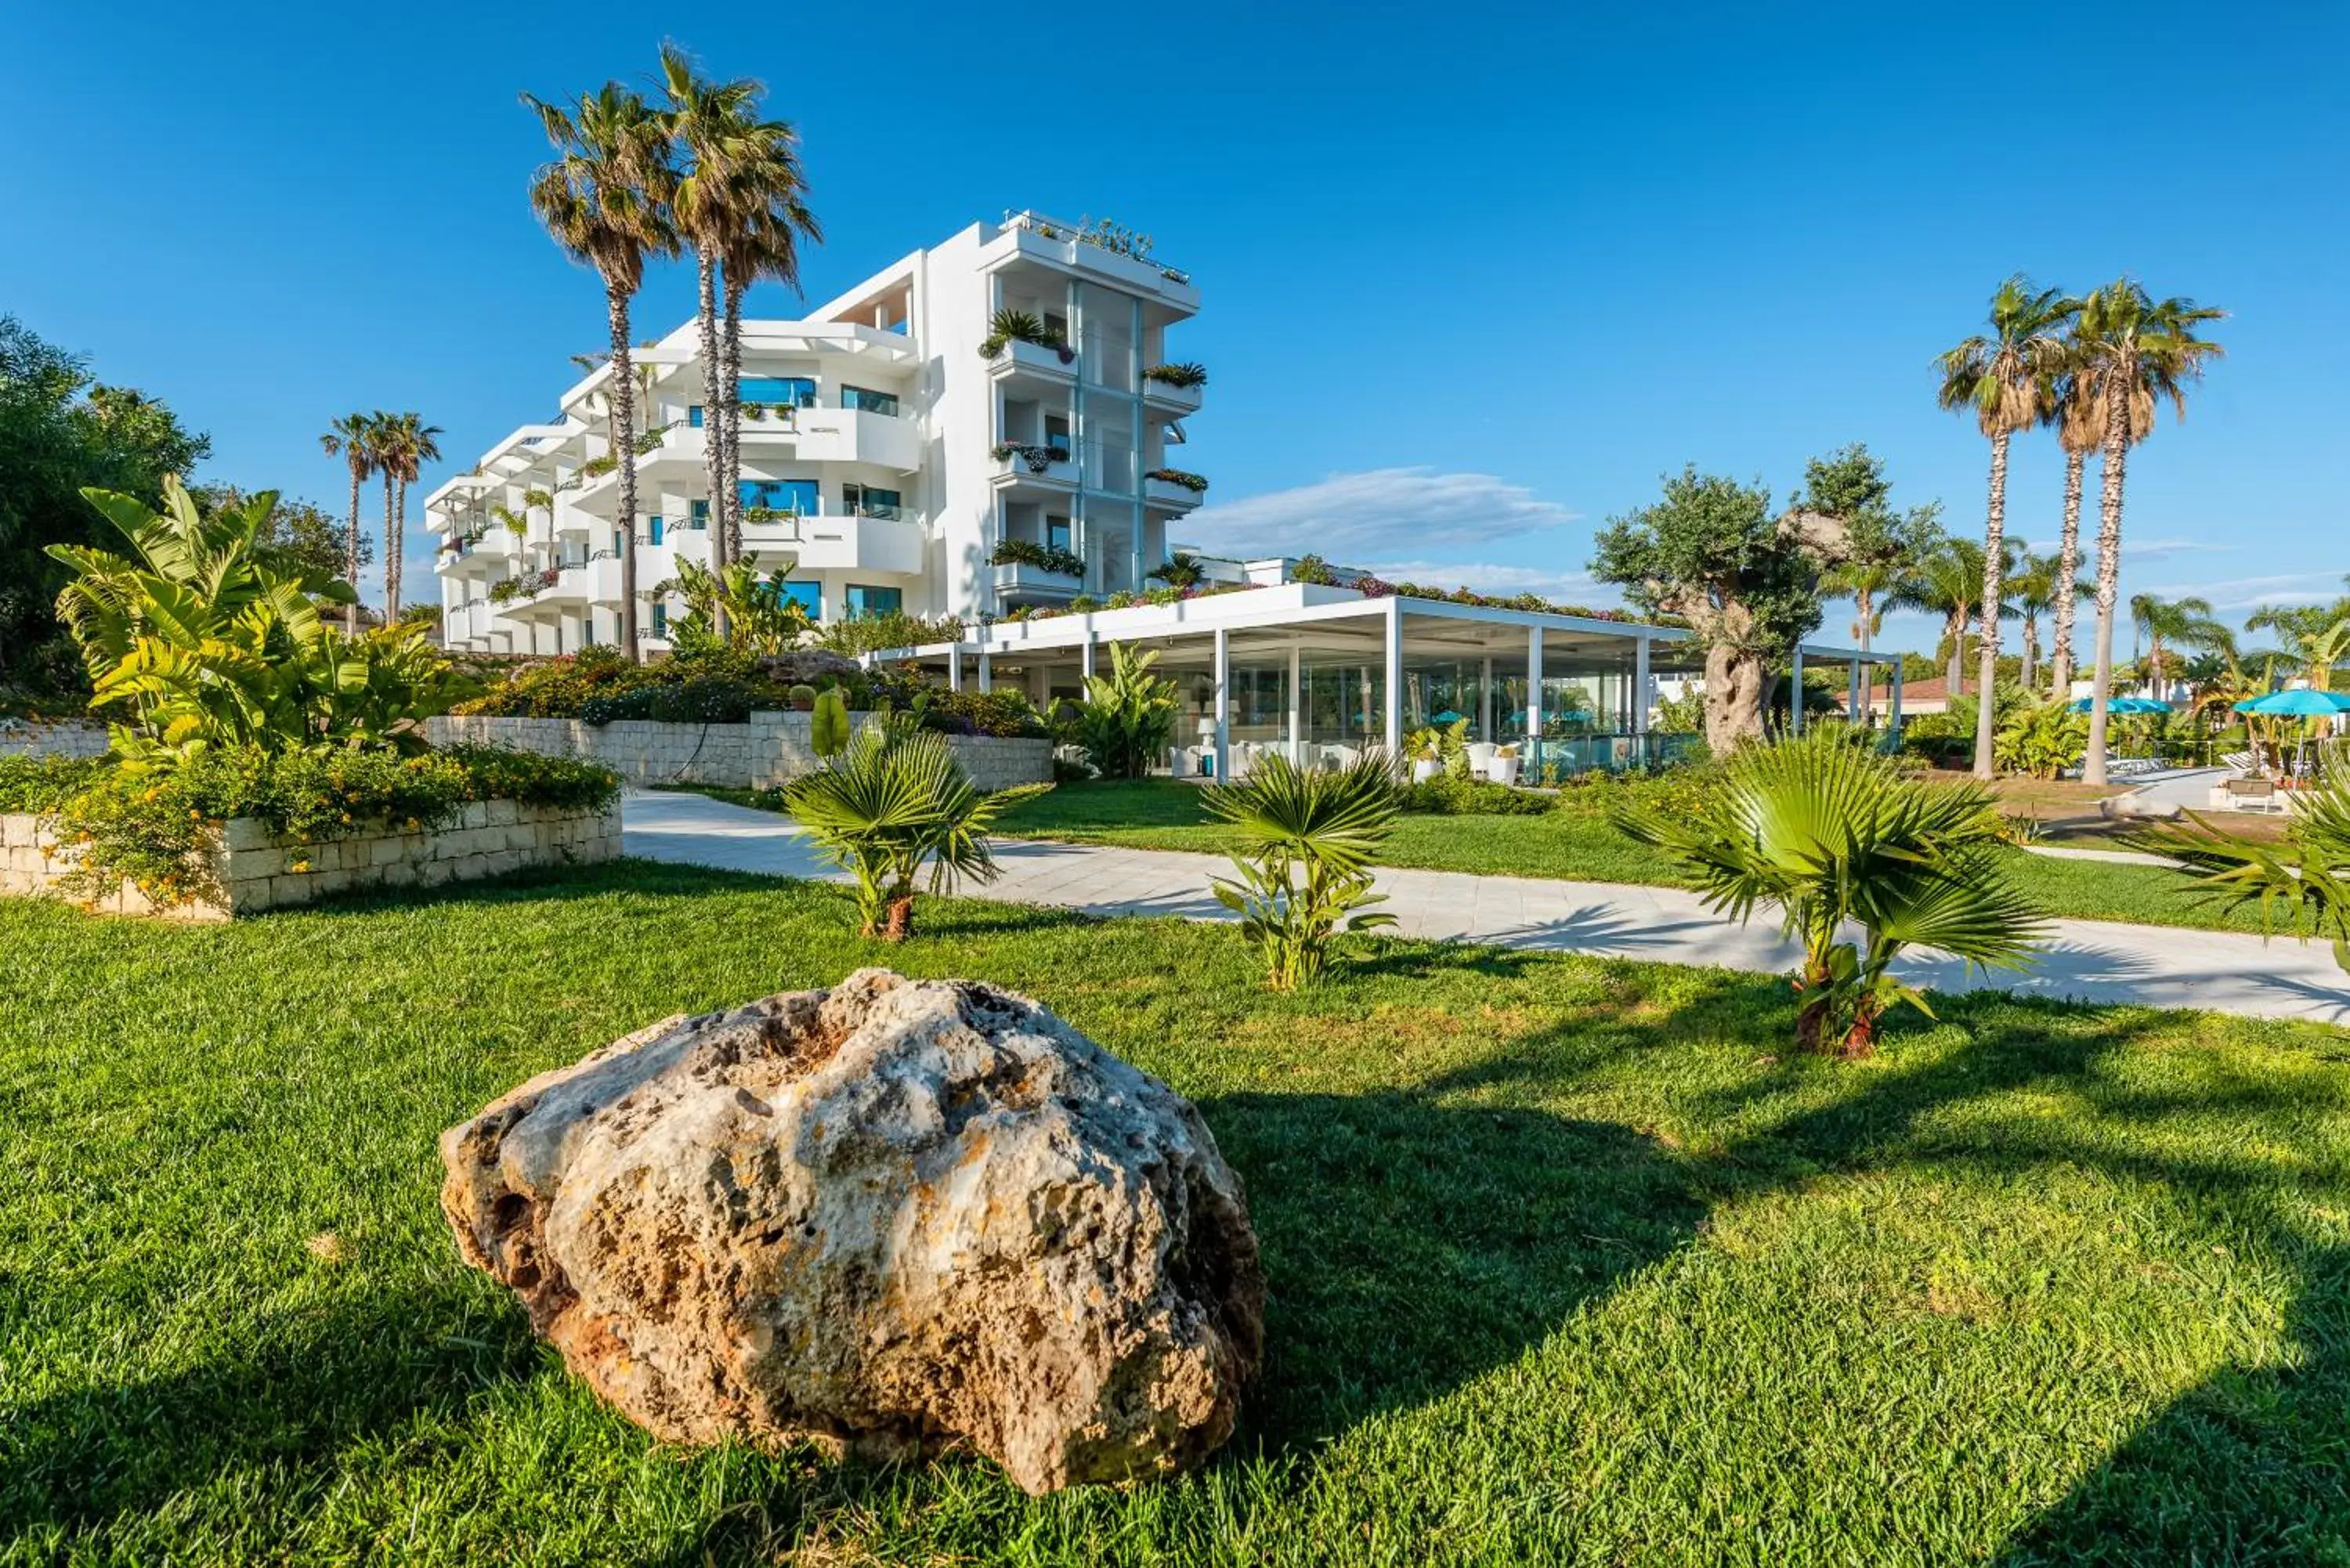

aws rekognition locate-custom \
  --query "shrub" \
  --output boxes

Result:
[37,744,620,908]
[0,755,113,814]
[1397,775,1554,817]
[991,538,1085,577]
[1076,644,1177,779]
[1142,468,1209,493]
[577,677,767,727]
[816,610,966,658]
[1995,696,2089,779]
[1141,362,1208,389]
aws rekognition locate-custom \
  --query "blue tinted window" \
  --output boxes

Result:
[646,515,663,546]
[845,584,902,617]
[780,581,822,619]
[841,385,899,416]
[739,377,817,408]
[740,479,819,515]
[688,405,704,428]
[689,499,709,527]
[652,603,667,635]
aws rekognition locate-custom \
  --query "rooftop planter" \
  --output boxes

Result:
[978,309,1075,364]
[991,539,1085,578]
[1141,363,1208,390]
[1144,468,1209,497]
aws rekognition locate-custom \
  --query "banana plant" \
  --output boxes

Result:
[1614,728,2045,1056]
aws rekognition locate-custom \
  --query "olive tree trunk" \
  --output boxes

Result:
[2050,446,2085,698]
[1702,644,1768,756]
[1972,427,2011,779]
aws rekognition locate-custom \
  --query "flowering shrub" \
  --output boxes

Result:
[0,756,114,813]
[35,745,619,908]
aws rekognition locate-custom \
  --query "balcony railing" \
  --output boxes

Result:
[1002,210,1191,286]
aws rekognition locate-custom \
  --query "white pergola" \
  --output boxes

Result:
[869,585,1905,778]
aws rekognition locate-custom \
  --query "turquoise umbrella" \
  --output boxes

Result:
[2232,689,2350,717]
[2070,695,2172,714]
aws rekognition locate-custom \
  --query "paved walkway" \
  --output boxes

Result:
[621,789,2350,1026]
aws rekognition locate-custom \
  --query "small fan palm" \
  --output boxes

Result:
[1202,750,1401,990]
[1614,729,2045,1056]
[783,721,1047,940]
[2128,767,2350,970]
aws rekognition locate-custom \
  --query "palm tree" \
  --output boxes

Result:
[2010,550,2068,694]
[2044,352,2104,697]
[523,81,679,661]
[1201,750,1401,990]
[364,411,398,624]
[2075,280,2225,785]
[1613,728,2044,1057]
[715,185,821,556]
[2245,592,2350,693]
[2128,592,2233,699]
[318,412,379,634]
[1891,537,2008,703]
[1936,277,2077,778]
[378,412,443,621]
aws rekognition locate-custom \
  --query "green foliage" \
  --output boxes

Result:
[861,670,1051,739]
[577,676,768,726]
[38,743,617,908]
[1995,695,2089,779]
[1076,642,1178,780]
[991,538,1085,577]
[815,609,966,657]
[1614,728,2045,1055]
[782,721,1047,938]
[2129,765,2350,970]
[1406,717,1471,775]
[1397,775,1555,816]
[457,646,818,721]
[0,317,211,709]
[1143,467,1209,493]
[810,686,851,757]
[1147,551,1207,590]
[976,309,1070,362]
[1202,750,1400,989]
[660,558,815,657]
[1290,554,1336,586]
[47,476,446,760]
[1652,688,1705,732]
[1141,361,1208,389]
[0,754,112,813]
[190,484,373,588]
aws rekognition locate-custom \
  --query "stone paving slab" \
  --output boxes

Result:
[621,789,2350,1027]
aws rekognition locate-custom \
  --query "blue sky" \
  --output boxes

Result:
[8,2,2345,659]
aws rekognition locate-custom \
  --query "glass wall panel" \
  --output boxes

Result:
[1302,660,1386,763]
[1078,281,1136,393]
[1227,664,1289,745]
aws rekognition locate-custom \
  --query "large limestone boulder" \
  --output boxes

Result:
[439,970,1264,1494]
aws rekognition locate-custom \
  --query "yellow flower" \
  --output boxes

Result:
[406,817,421,830]
[340,812,353,825]
[288,859,312,874]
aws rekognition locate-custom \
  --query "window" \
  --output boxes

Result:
[843,483,902,519]
[688,405,704,428]
[651,603,668,636]
[613,529,627,555]
[689,499,709,529]
[1045,514,1072,553]
[645,515,664,546]
[841,385,899,417]
[738,376,817,409]
[739,479,819,516]
[844,584,902,618]
[780,581,822,620]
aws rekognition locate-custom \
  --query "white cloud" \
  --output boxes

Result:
[2142,571,2350,612]
[1184,468,1578,559]
[2013,534,2229,564]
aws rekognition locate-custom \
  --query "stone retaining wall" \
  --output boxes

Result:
[425,713,1051,793]
[1,800,620,921]
[0,720,110,760]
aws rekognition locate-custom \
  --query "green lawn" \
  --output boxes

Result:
[5,862,2349,1564]
[987,779,2276,935]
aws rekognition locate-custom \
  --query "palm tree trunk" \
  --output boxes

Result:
[1946,616,1964,701]
[606,284,642,663]
[695,251,728,645]
[721,272,747,556]
[392,477,407,623]
[2021,614,2039,693]
[344,470,363,636]
[2051,448,2084,696]
[1855,586,1874,723]
[1972,428,2011,779]
[381,471,397,625]
[2082,414,2130,786]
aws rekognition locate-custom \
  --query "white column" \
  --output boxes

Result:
[1212,626,1231,781]
[1479,655,1495,742]
[977,641,992,693]
[1632,633,1652,734]
[1526,624,1545,774]
[947,645,964,692]
[1790,644,1806,736]
[1382,599,1404,763]
[1890,662,1904,739]
[1288,643,1303,766]
[1080,634,1096,683]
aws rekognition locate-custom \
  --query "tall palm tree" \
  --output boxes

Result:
[1891,537,2009,703]
[318,412,379,634]
[658,45,766,583]
[2010,549,2077,694]
[718,161,821,551]
[2075,280,2225,784]
[1936,277,2077,778]
[2044,353,2104,697]
[377,412,442,622]
[523,81,678,661]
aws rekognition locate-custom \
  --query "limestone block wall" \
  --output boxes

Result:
[0,720,110,759]
[0,800,620,922]
[427,713,1051,793]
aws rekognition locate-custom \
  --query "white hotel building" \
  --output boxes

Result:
[427,211,1209,651]
[430,211,1901,779]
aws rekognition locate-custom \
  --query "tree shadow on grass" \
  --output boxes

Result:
[0,1277,537,1545]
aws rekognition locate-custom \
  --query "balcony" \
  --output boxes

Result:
[983,336,1078,389]
[738,508,925,576]
[1141,373,1206,416]
[1144,472,1208,513]
[994,212,1200,316]
[990,445,1078,490]
[992,561,1083,602]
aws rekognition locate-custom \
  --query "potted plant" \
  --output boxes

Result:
[787,684,818,712]
[1489,743,1521,788]
[1406,726,1443,784]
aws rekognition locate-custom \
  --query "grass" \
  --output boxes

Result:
[5,862,2350,1563]
[975,779,2290,937]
